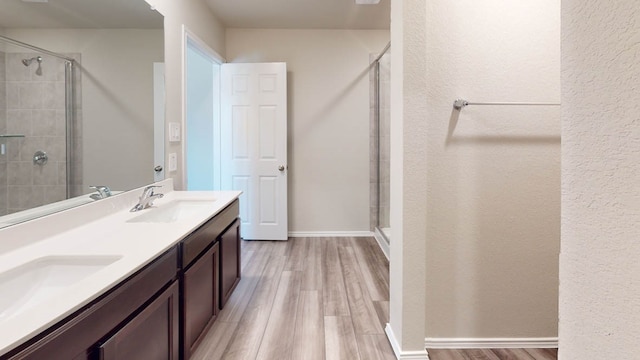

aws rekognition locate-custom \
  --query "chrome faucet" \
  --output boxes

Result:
[89,185,112,200]
[130,185,164,212]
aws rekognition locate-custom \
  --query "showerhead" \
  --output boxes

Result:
[21,56,43,76]
[22,56,42,66]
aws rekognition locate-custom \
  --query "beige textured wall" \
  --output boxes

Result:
[389,0,560,345]
[560,1,640,358]
[4,29,163,193]
[146,0,226,190]
[422,0,561,339]
[225,29,389,233]
[388,0,429,354]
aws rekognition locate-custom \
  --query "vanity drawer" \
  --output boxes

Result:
[181,199,239,268]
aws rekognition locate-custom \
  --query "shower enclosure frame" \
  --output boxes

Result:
[372,42,391,246]
[0,35,76,200]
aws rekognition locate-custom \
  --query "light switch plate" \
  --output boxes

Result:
[168,153,177,172]
[169,122,181,142]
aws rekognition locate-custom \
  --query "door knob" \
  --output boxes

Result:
[278,165,285,172]
[154,165,163,172]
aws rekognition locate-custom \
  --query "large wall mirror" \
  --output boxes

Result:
[0,0,164,228]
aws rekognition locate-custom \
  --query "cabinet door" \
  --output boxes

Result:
[99,281,179,360]
[220,219,241,308]
[182,242,219,360]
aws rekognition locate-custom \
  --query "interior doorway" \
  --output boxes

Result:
[219,62,288,240]
[183,29,223,191]
[183,30,288,240]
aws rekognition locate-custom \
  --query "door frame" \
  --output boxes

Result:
[153,62,165,182]
[181,25,225,189]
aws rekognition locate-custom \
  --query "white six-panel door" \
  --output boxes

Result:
[220,63,288,240]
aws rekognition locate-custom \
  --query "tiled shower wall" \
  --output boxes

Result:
[369,52,390,232]
[0,52,80,215]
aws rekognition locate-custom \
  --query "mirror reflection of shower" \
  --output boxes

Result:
[22,55,43,76]
[0,34,79,217]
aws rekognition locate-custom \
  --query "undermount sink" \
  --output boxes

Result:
[126,200,216,223]
[0,255,122,321]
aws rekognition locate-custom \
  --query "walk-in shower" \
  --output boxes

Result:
[370,42,390,251]
[0,35,79,216]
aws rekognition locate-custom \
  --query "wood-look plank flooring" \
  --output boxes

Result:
[428,348,558,360]
[191,237,557,360]
[191,237,394,360]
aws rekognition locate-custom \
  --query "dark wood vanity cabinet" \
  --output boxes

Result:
[182,242,219,360]
[3,248,179,360]
[99,281,179,360]
[220,219,241,308]
[2,199,241,360]
[180,199,239,360]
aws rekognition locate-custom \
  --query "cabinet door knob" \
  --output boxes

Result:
[278,165,285,172]
[154,165,163,172]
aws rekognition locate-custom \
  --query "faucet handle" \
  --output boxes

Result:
[143,185,162,193]
[141,185,163,199]
[131,185,164,212]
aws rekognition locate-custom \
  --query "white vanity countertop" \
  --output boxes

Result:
[0,180,241,357]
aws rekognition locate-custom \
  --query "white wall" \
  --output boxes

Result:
[4,28,163,192]
[560,1,640,358]
[388,0,428,355]
[389,0,560,351]
[225,29,389,233]
[145,0,226,190]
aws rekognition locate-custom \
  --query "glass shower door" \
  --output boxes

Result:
[370,44,390,248]
[376,51,391,241]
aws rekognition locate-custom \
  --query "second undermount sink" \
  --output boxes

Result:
[0,255,122,321]
[126,200,216,223]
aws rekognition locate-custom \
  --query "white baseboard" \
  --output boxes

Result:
[374,228,390,260]
[424,337,558,349]
[386,324,430,360]
[287,231,374,238]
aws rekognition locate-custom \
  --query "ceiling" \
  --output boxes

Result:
[0,0,389,31]
[204,0,390,30]
[0,0,163,29]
